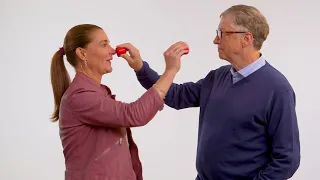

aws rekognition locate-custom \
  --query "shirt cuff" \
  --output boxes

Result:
[135,61,149,76]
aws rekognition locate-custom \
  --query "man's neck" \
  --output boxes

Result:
[230,51,261,71]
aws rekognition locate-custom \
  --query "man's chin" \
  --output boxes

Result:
[217,53,229,60]
[218,54,227,60]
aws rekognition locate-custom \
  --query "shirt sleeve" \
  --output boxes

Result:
[68,87,164,128]
[136,61,203,109]
[254,89,300,180]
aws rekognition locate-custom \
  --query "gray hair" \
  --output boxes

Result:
[220,5,269,50]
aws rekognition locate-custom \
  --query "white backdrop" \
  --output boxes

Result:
[1,0,319,179]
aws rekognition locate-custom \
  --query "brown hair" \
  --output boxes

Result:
[50,24,102,122]
[220,4,269,50]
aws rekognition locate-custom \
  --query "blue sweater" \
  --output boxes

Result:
[135,61,300,180]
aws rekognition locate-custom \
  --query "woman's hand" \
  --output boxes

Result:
[163,41,189,73]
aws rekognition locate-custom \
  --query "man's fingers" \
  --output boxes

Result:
[120,53,132,62]
[117,43,137,57]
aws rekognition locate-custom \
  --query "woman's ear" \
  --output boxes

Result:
[75,47,87,61]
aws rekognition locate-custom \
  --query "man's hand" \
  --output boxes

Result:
[117,43,143,72]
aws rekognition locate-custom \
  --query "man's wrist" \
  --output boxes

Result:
[134,61,144,72]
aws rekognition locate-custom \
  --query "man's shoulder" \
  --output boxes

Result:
[263,62,294,92]
[203,64,232,81]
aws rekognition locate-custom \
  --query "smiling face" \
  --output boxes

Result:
[76,28,116,75]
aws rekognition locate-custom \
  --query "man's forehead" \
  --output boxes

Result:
[218,15,233,30]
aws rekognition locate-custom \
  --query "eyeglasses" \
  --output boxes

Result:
[216,30,248,39]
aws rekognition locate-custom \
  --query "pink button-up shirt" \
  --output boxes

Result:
[59,72,164,180]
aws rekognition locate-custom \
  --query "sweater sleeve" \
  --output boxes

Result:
[254,89,300,180]
[136,61,203,109]
[68,87,164,128]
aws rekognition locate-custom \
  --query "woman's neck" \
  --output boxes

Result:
[76,69,102,85]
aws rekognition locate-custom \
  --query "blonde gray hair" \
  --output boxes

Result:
[220,5,269,50]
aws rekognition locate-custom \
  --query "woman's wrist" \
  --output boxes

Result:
[152,84,166,99]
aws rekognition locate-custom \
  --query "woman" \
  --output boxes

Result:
[50,24,188,180]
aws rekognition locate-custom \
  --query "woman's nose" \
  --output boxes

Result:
[110,47,116,55]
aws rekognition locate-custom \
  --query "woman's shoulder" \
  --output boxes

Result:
[62,73,106,106]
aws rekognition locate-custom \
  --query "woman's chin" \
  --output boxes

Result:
[105,67,113,74]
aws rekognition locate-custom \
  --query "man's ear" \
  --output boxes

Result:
[243,32,254,47]
[75,47,87,61]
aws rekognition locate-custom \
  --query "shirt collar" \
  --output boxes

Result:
[230,55,266,78]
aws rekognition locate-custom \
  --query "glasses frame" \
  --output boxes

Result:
[216,30,248,39]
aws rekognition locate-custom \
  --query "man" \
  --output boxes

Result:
[130,4,300,180]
